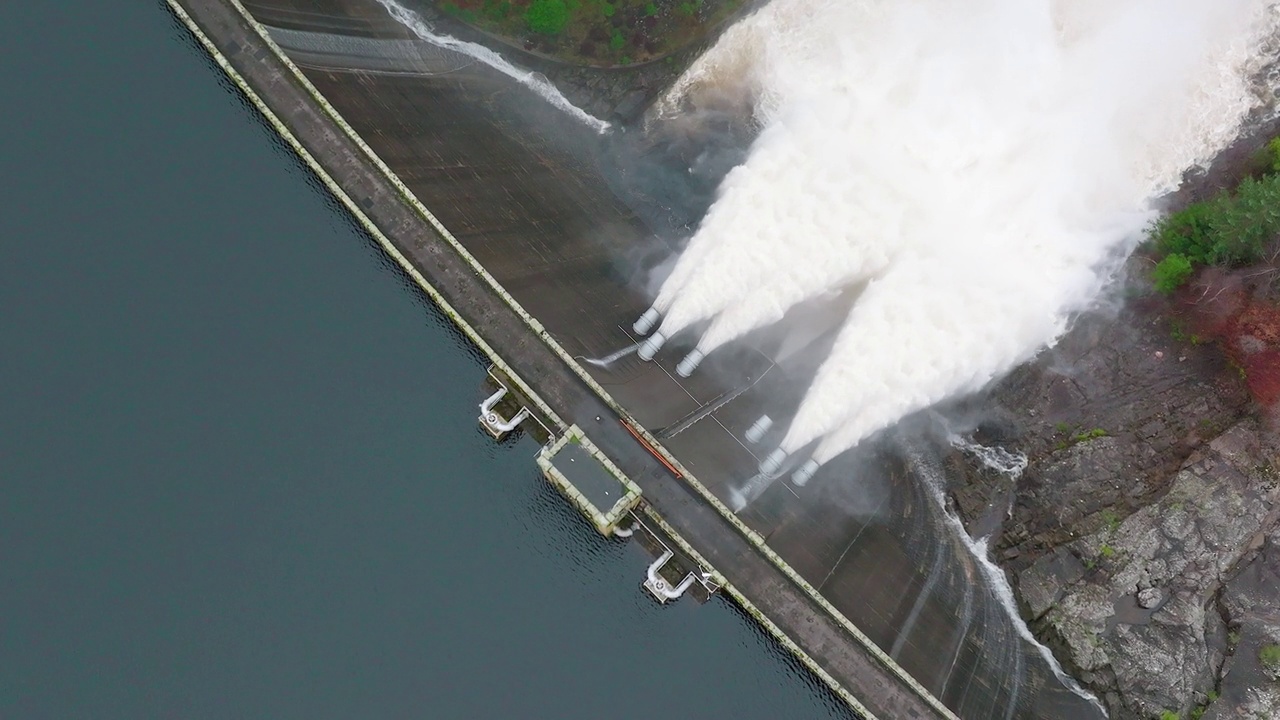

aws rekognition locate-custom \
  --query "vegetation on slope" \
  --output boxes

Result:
[1149,138,1280,293]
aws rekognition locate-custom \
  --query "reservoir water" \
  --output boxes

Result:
[0,2,852,717]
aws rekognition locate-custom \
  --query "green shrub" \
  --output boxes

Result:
[1153,253,1194,294]
[1153,204,1215,264]
[1159,711,1179,720]
[1269,137,1280,173]
[525,0,569,34]
[644,2,657,15]
[609,29,624,51]
[600,1,615,17]
[1151,173,1280,270]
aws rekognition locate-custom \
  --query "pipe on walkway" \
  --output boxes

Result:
[488,407,530,433]
[647,549,696,600]
[480,386,507,415]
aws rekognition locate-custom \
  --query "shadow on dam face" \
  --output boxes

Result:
[239,2,1104,717]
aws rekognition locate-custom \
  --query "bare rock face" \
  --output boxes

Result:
[1029,422,1280,718]
[1203,524,1280,720]
[947,295,1280,719]
[951,308,1251,566]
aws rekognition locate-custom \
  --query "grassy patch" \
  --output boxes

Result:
[1101,509,1121,533]
[1055,426,1108,451]
[1074,428,1109,443]
[1260,643,1280,670]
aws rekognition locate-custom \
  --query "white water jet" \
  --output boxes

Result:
[654,0,1277,459]
[648,117,902,345]
[582,342,640,368]
[729,472,773,512]
[373,0,610,133]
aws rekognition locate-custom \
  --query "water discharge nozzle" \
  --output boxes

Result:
[633,307,660,335]
[637,332,666,361]
[759,448,788,477]
[744,415,773,444]
[676,349,705,377]
[791,459,820,487]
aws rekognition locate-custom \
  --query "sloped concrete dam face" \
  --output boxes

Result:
[217,1,1104,717]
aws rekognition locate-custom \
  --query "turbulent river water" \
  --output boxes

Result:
[0,3,853,718]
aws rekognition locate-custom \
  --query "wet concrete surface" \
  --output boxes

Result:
[181,0,1106,717]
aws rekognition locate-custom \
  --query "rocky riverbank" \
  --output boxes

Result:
[949,119,1280,720]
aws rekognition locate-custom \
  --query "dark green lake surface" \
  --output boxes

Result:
[0,3,851,718]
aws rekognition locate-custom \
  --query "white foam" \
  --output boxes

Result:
[950,435,1029,479]
[652,0,1275,461]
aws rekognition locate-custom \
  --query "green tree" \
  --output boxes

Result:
[1153,253,1193,294]
[1210,176,1280,265]
[525,0,569,34]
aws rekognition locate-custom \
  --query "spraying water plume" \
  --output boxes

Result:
[644,0,1277,476]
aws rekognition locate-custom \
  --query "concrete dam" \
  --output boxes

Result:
[167,0,1110,717]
